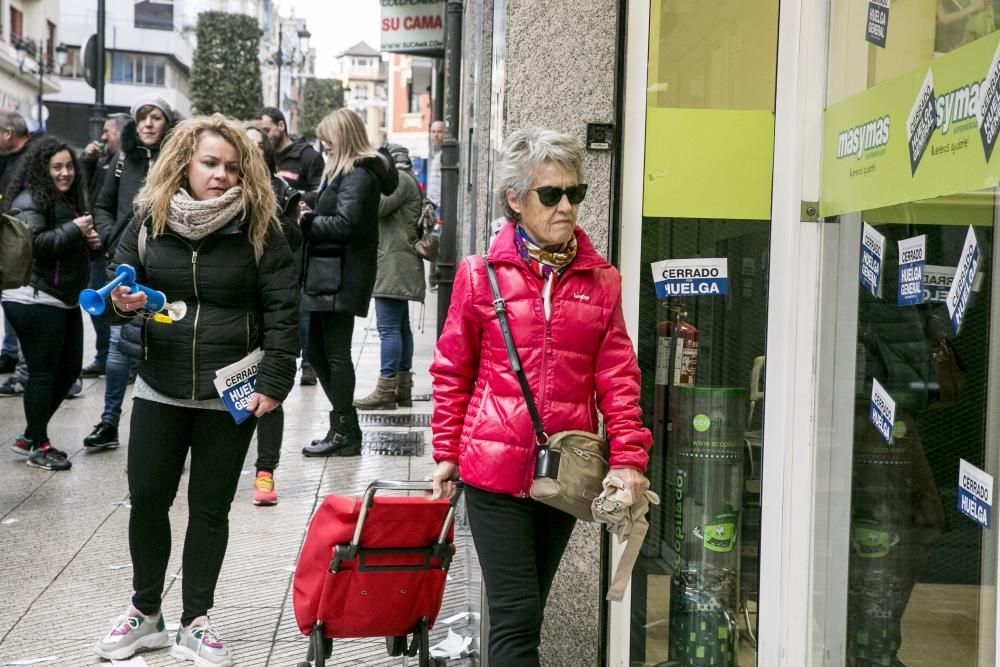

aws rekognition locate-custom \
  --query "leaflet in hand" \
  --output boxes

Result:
[213,348,265,424]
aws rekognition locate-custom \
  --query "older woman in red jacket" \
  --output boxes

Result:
[428,127,652,666]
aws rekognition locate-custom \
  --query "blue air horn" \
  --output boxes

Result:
[79,264,167,316]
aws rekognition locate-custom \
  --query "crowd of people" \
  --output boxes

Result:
[1,97,653,667]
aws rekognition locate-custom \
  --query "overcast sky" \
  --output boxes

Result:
[277,0,382,77]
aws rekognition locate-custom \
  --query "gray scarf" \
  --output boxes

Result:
[166,187,244,241]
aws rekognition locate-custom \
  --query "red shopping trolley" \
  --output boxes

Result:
[293,480,463,667]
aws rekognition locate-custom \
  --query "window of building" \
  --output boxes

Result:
[111,52,167,86]
[134,0,174,31]
[9,7,23,43]
[61,46,85,79]
[355,85,369,100]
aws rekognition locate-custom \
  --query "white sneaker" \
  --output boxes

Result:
[170,615,233,667]
[93,607,170,660]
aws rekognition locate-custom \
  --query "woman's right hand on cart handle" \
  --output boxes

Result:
[427,461,459,500]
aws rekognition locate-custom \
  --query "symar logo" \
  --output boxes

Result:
[837,115,891,160]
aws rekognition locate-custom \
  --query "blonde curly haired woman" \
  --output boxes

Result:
[92,114,299,667]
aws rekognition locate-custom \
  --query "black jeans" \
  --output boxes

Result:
[307,310,356,412]
[3,301,82,442]
[254,406,283,473]
[128,398,256,626]
[464,484,577,667]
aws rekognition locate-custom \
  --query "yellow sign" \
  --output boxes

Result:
[822,32,1000,216]
[643,108,775,221]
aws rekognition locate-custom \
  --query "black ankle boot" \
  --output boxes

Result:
[302,412,361,457]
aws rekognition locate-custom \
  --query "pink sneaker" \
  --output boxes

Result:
[253,471,277,506]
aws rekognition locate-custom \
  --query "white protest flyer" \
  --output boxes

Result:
[924,263,985,303]
[213,348,265,424]
[650,258,728,299]
[869,378,896,445]
[958,459,993,529]
[865,0,889,48]
[860,223,885,298]
[946,226,980,334]
[907,68,937,174]
[897,235,925,306]
[978,37,1000,161]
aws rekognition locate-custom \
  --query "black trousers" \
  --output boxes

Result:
[3,301,82,442]
[128,398,256,626]
[464,484,577,667]
[254,406,283,473]
[306,310,356,412]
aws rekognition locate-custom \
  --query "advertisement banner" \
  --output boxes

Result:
[380,0,444,54]
[860,222,885,298]
[650,258,729,298]
[897,235,925,306]
[822,32,1000,216]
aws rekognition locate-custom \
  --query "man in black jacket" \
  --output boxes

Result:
[258,107,323,195]
[259,106,323,385]
[79,113,130,378]
[84,94,175,449]
[0,110,34,382]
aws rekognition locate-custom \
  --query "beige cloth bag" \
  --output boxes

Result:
[592,473,660,601]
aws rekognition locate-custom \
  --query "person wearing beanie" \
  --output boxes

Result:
[84,96,177,451]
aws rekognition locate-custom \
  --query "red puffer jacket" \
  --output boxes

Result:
[431,223,652,497]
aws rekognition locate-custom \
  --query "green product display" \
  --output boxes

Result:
[667,387,746,667]
[847,509,906,666]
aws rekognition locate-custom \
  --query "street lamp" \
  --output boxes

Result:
[273,24,311,108]
[16,38,68,130]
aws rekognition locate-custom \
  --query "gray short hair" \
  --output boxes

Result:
[494,127,585,220]
[106,113,131,133]
[0,110,29,137]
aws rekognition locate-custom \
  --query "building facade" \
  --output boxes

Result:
[333,41,387,144]
[0,0,63,130]
[46,0,268,147]
[385,53,433,158]
[455,0,1000,665]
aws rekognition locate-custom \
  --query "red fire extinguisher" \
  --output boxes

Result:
[655,304,698,388]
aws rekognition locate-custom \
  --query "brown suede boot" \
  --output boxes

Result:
[353,376,399,410]
[396,371,413,407]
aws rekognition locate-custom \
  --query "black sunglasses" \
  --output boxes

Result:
[531,184,588,207]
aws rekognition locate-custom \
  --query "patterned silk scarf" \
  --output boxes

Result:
[514,224,579,279]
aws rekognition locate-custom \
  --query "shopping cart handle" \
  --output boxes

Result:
[349,479,465,549]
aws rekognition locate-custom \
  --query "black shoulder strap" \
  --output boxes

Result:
[113,151,125,179]
[484,259,547,444]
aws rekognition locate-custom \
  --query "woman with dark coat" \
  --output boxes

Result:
[92,115,298,666]
[85,94,177,450]
[1,137,101,470]
[353,143,426,410]
[243,124,304,506]
[300,108,397,457]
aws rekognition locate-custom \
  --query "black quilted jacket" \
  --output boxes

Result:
[110,215,299,402]
[300,151,397,316]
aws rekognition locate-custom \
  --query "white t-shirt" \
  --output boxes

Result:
[1,285,74,309]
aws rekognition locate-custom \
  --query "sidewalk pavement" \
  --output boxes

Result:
[0,292,482,667]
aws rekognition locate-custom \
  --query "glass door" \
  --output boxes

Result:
[627,1,780,665]
[822,194,999,667]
